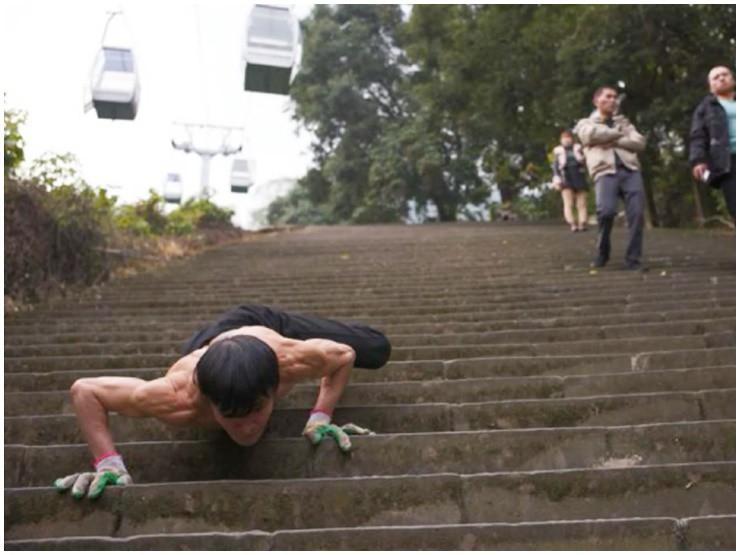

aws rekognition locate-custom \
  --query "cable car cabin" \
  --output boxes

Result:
[243,5,297,95]
[91,47,140,120]
[163,173,183,203]
[231,158,253,193]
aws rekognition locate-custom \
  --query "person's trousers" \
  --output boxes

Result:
[183,304,392,369]
[594,167,645,264]
[715,155,736,221]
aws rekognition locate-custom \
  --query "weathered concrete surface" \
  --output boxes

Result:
[2,518,684,550]
[6,421,736,487]
[4,389,735,444]
[5,463,734,540]
[4,223,735,549]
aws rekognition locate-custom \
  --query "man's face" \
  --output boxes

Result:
[212,394,274,445]
[708,66,735,96]
[593,88,618,116]
[560,133,573,147]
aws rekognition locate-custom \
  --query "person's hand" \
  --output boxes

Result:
[302,410,375,453]
[54,453,132,499]
[692,163,708,181]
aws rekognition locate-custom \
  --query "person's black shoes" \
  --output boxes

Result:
[590,256,608,268]
[621,261,649,272]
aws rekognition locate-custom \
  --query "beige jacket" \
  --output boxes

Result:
[574,111,646,181]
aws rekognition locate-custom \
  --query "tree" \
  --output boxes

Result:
[272,4,735,226]
[286,5,407,223]
[4,101,26,178]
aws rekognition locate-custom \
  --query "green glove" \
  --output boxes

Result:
[303,411,375,453]
[54,453,132,499]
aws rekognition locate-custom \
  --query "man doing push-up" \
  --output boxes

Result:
[55,304,392,499]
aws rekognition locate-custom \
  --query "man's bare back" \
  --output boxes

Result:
[159,325,355,433]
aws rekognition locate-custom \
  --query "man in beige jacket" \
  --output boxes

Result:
[575,86,647,270]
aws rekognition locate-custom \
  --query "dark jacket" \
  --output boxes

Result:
[689,94,734,185]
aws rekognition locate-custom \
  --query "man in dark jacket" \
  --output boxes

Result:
[689,66,736,220]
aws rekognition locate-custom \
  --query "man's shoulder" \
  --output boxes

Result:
[574,116,594,131]
[695,94,718,112]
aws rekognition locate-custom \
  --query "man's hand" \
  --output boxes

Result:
[692,163,709,181]
[302,410,375,453]
[55,453,132,499]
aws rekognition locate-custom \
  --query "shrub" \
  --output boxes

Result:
[114,190,169,236]
[4,177,115,303]
[167,198,235,234]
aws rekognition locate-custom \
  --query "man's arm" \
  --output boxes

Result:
[296,340,375,452]
[308,340,356,415]
[575,119,624,146]
[70,376,180,460]
[615,122,646,153]
[689,104,710,176]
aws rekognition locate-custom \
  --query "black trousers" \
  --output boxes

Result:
[183,304,392,369]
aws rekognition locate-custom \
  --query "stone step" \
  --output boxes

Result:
[14,279,732,315]
[6,291,734,324]
[4,349,735,393]
[5,306,734,344]
[4,462,734,540]
[5,334,733,372]
[6,421,735,486]
[6,366,735,416]
[5,515,734,550]
[5,389,734,445]
[7,318,734,358]
[10,271,731,311]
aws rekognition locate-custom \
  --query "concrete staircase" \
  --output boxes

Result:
[4,223,736,550]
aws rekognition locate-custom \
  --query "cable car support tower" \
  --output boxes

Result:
[170,122,243,198]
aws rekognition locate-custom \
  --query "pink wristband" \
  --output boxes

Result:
[93,450,120,467]
[310,408,332,417]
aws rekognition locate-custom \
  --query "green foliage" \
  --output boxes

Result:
[28,152,88,189]
[275,4,735,227]
[114,190,169,236]
[167,198,235,234]
[5,177,115,303]
[4,101,26,177]
[267,185,336,226]
[114,191,235,236]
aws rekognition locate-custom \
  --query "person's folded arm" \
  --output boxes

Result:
[575,120,624,146]
[615,123,647,152]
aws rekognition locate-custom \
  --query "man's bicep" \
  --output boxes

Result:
[77,376,149,417]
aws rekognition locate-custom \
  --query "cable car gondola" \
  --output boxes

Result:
[163,172,183,204]
[242,5,298,95]
[230,158,253,193]
[85,11,140,120]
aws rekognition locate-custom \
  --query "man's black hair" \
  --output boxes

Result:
[194,335,279,417]
[593,85,617,100]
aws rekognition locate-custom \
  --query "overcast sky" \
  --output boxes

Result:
[3,1,316,228]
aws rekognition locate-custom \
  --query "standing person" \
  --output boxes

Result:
[575,86,647,270]
[551,129,589,232]
[689,65,736,220]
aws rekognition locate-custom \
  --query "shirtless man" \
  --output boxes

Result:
[54,304,392,500]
